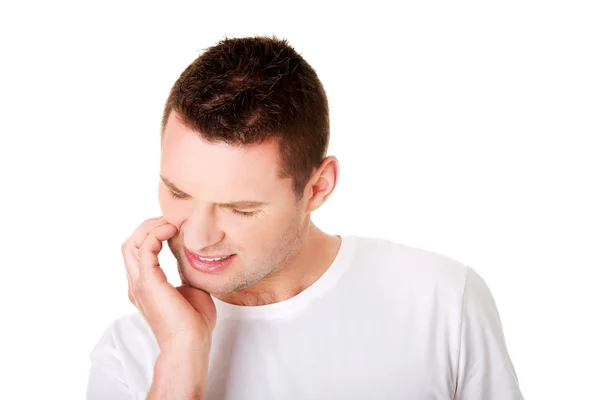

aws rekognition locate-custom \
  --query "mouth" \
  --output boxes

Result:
[196,255,231,261]
[183,246,236,274]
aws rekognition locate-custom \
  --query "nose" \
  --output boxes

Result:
[181,204,224,252]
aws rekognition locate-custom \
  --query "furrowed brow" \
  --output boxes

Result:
[160,175,187,194]
[160,176,268,209]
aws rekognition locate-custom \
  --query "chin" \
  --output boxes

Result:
[177,264,237,294]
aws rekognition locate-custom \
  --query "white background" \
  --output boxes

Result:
[1,1,598,398]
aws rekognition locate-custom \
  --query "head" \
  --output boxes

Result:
[158,36,338,295]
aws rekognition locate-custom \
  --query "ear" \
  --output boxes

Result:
[304,156,339,213]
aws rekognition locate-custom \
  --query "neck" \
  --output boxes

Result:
[214,222,341,307]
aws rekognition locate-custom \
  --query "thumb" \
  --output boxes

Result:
[177,285,217,327]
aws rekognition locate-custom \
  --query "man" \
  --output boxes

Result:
[87,36,524,399]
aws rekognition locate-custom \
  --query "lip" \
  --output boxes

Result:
[183,246,236,274]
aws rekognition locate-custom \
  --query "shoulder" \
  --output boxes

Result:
[347,234,470,295]
[87,313,157,397]
[90,311,158,366]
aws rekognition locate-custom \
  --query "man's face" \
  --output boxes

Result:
[158,112,307,295]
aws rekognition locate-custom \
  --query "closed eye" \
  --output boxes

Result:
[230,209,259,218]
[165,182,263,219]
[168,190,189,200]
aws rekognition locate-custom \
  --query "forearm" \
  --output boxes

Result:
[147,339,211,400]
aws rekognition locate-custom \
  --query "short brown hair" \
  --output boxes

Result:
[161,35,330,201]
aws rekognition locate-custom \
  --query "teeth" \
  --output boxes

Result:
[198,255,230,262]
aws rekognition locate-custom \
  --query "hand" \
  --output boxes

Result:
[121,216,216,349]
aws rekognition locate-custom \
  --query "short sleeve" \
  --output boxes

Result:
[455,266,524,399]
[86,326,132,400]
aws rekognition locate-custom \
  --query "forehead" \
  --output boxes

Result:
[160,113,289,198]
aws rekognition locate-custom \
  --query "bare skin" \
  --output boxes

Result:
[157,112,340,305]
[120,111,340,398]
[122,217,215,399]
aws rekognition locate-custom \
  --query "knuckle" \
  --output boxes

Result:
[139,237,150,250]
[141,236,159,253]
[128,290,135,304]
[138,246,152,262]
[121,240,132,253]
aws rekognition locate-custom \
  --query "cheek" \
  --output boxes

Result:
[158,190,190,228]
[236,212,298,246]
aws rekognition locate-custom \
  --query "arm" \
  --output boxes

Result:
[85,327,211,400]
[147,339,211,400]
[87,217,216,399]
[454,266,524,399]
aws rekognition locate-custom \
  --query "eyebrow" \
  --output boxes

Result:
[160,175,269,209]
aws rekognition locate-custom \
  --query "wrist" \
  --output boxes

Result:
[161,334,212,354]
[148,339,211,400]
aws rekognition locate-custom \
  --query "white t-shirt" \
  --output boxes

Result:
[86,235,524,399]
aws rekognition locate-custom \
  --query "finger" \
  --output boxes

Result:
[127,222,175,306]
[123,247,139,304]
[127,274,136,305]
[129,217,169,248]
[122,217,169,281]
[138,223,178,282]
[123,247,143,285]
